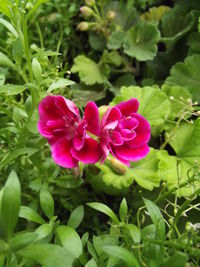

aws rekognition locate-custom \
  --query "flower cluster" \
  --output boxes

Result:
[38,95,151,168]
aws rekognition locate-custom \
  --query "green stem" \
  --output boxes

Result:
[22,15,33,83]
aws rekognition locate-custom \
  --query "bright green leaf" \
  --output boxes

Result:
[71,55,110,85]
[32,58,42,83]
[143,198,165,240]
[19,206,45,224]
[10,232,38,251]
[87,202,119,223]
[102,246,140,267]
[0,85,26,95]
[111,86,171,135]
[17,244,75,267]
[1,171,21,240]
[35,223,53,241]
[0,18,18,38]
[0,52,16,69]
[119,198,128,221]
[40,188,54,219]
[48,78,75,92]
[126,224,141,244]
[67,205,84,229]
[56,225,82,258]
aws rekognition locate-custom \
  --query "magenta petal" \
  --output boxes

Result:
[111,131,123,146]
[72,138,102,164]
[101,107,122,128]
[120,129,136,140]
[116,98,139,116]
[128,114,151,148]
[51,138,78,168]
[84,102,100,136]
[113,144,150,162]
[73,121,87,151]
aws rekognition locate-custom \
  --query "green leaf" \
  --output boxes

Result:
[0,0,12,17]
[163,251,188,267]
[165,55,200,101]
[141,6,171,22]
[169,118,200,165]
[143,198,165,240]
[10,232,38,251]
[130,149,161,190]
[17,244,75,267]
[101,50,123,67]
[89,32,106,51]
[87,202,119,223]
[161,6,195,45]
[67,205,84,229]
[87,162,134,195]
[93,234,119,256]
[161,85,192,121]
[0,85,26,95]
[48,78,75,92]
[1,171,21,240]
[71,55,110,85]
[35,223,53,241]
[12,38,23,66]
[0,18,18,38]
[85,258,98,267]
[27,0,49,19]
[158,151,198,197]
[19,206,45,224]
[126,224,141,244]
[56,226,82,258]
[32,58,42,83]
[119,198,128,221]
[0,52,16,69]
[107,31,126,50]
[123,21,160,61]
[55,175,83,189]
[40,188,54,219]
[102,246,140,267]
[111,86,171,135]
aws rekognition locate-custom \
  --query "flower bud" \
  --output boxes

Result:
[107,157,127,174]
[85,0,95,6]
[98,105,109,119]
[106,11,116,20]
[77,22,89,31]
[80,6,93,17]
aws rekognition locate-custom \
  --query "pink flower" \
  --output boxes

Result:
[100,99,151,166]
[38,95,102,168]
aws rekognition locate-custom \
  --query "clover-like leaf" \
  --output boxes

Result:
[111,86,171,135]
[71,55,109,85]
[123,21,160,61]
[165,55,200,101]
